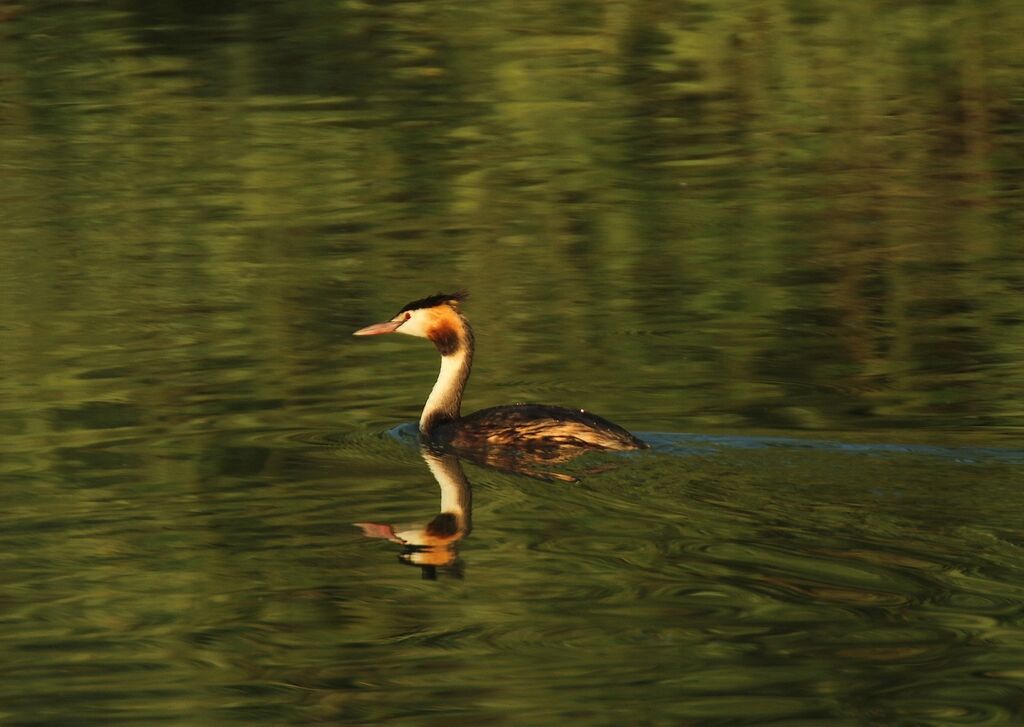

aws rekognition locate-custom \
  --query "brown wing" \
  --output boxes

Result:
[445,404,647,451]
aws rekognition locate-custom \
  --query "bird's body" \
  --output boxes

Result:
[435,403,644,450]
[354,292,646,452]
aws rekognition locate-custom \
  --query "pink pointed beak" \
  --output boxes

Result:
[353,320,403,336]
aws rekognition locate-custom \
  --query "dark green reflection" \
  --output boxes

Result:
[2,0,1023,441]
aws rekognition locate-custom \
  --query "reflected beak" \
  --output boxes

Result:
[353,320,403,336]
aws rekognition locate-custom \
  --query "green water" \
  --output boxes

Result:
[2,1,1024,724]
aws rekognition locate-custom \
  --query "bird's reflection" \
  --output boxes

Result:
[355,441,620,579]
[355,444,472,580]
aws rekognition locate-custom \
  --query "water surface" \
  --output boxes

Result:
[2,1,1024,724]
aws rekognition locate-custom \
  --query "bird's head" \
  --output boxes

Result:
[353,291,469,355]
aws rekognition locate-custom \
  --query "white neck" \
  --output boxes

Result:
[419,346,472,434]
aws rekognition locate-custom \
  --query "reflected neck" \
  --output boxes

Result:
[421,448,472,535]
[420,319,474,435]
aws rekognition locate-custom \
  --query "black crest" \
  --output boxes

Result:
[397,290,468,315]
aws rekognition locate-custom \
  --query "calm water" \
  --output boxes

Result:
[3,1,1024,725]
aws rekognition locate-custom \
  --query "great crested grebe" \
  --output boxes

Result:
[354,291,647,451]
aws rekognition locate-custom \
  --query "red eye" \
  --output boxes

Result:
[404,312,412,321]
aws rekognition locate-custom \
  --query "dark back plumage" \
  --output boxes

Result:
[435,403,648,451]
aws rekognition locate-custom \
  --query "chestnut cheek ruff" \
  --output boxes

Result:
[429,322,461,356]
